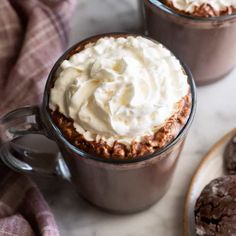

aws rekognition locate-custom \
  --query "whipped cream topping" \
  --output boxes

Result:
[49,36,189,146]
[166,0,236,13]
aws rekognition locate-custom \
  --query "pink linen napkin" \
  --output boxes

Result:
[0,0,75,114]
[0,165,59,236]
[0,0,76,235]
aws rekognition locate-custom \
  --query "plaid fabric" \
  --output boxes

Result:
[0,0,75,115]
[0,166,60,236]
[0,0,75,235]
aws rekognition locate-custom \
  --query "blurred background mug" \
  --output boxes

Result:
[142,0,236,85]
[0,33,196,213]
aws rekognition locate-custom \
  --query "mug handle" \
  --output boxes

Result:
[0,106,70,180]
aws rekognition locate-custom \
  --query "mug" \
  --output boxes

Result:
[142,0,236,85]
[0,33,196,213]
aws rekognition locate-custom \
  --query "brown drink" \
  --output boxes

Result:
[143,0,236,85]
[0,33,196,213]
[46,33,195,212]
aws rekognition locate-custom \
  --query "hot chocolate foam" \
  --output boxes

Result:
[49,36,189,146]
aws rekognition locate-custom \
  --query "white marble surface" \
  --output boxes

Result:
[36,0,236,235]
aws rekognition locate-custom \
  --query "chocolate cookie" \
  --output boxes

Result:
[224,135,236,174]
[194,176,236,236]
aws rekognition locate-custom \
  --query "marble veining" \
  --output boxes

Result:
[33,0,236,235]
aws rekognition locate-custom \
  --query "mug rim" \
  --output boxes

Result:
[42,32,197,164]
[145,0,236,22]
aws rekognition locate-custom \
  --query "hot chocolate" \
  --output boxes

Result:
[162,0,236,17]
[143,0,236,85]
[49,36,191,159]
[0,33,196,213]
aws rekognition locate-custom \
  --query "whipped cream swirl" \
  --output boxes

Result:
[49,36,189,146]
[166,0,236,13]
